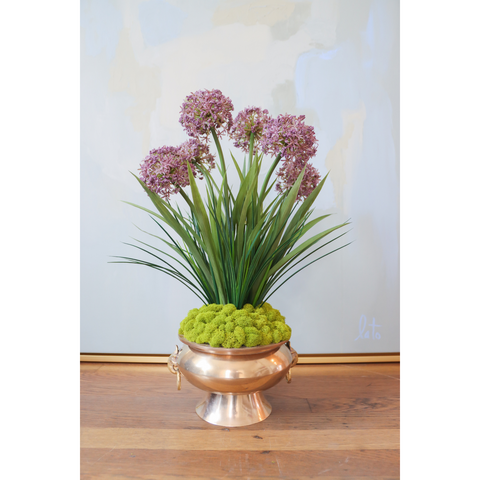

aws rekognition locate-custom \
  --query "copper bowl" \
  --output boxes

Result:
[167,335,298,427]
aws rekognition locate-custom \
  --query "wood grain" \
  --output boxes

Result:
[81,362,399,479]
[81,449,400,479]
[81,427,399,450]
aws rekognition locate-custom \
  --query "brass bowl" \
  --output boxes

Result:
[168,335,298,427]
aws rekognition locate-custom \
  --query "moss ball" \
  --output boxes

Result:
[179,303,291,348]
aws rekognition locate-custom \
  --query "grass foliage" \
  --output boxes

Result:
[112,131,350,308]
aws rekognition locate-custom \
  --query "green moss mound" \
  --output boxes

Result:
[178,302,291,348]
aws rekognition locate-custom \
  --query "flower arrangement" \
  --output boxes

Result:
[114,89,349,348]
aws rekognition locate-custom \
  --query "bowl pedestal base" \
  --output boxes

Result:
[196,392,272,427]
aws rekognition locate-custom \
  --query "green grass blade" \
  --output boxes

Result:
[187,163,226,303]
[262,242,352,304]
[268,221,350,277]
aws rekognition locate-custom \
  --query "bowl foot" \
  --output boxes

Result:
[196,392,272,427]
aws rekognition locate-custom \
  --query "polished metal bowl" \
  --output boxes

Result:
[168,335,298,427]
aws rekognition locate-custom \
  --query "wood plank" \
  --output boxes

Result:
[80,449,400,478]
[81,395,399,429]
[306,397,399,416]
[80,394,398,420]
[81,372,399,400]
[81,476,399,480]
[81,427,399,450]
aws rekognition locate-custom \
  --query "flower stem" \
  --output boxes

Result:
[248,131,255,170]
[179,188,194,209]
[258,153,282,203]
[211,128,229,201]
[211,128,226,174]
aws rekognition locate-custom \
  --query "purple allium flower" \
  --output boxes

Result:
[139,139,215,199]
[276,162,321,201]
[229,107,271,154]
[260,114,318,163]
[179,89,234,139]
[178,138,215,176]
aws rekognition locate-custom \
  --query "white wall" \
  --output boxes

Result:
[81,0,399,354]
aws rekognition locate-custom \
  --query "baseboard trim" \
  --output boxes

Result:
[80,352,400,365]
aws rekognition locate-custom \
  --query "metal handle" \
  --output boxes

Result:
[285,341,298,383]
[168,345,182,390]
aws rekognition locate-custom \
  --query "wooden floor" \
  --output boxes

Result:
[81,362,400,479]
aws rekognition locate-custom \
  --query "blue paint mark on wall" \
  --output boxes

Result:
[139,0,188,47]
[365,8,375,50]
[294,46,359,144]
[318,48,339,60]
[295,48,340,107]
[81,0,123,61]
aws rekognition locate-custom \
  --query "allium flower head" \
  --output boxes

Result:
[260,114,318,163]
[179,89,234,139]
[230,107,271,154]
[276,162,321,201]
[139,139,215,199]
[178,138,215,175]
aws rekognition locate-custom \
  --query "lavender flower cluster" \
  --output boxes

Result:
[179,89,234,139]
[230,106,271,154]
[260,114,319,199]
[139,88,321,201]
[139,139,214,200]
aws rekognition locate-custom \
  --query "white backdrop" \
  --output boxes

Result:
[80,0,399,354]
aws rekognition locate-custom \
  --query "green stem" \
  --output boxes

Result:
[258,153,282,203]
[211,128,229,203]
[248,131,255,170]
[211,128,226,174]
[179,188,194,209]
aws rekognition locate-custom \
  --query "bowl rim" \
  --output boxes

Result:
[178,334,289,356]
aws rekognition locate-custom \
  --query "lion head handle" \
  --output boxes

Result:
[168,345,182,390]
[285,341,298,383]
